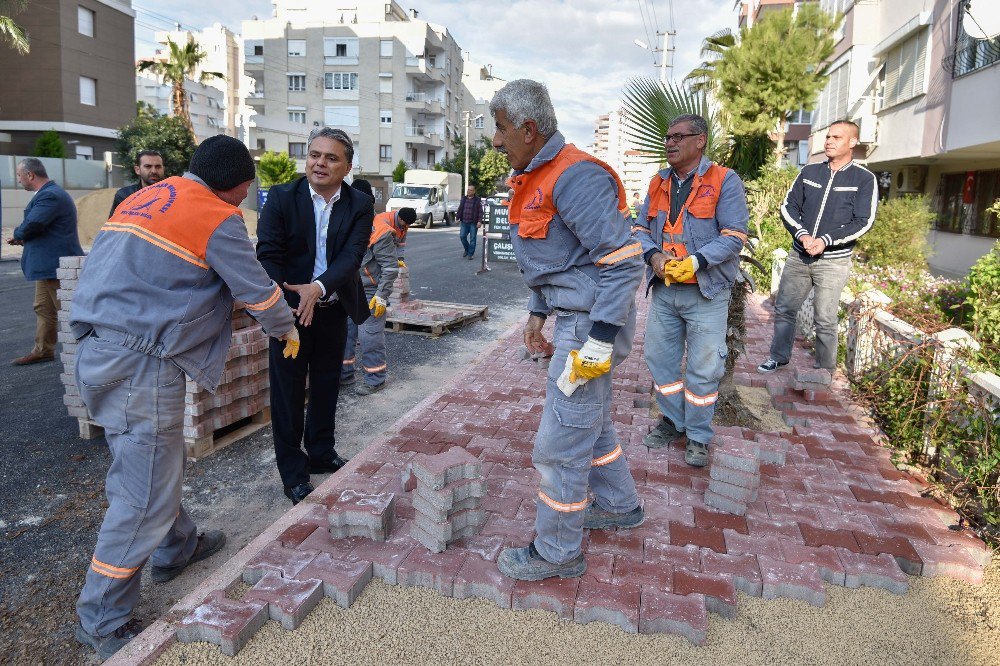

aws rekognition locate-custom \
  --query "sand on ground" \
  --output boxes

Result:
[158,558,999,666]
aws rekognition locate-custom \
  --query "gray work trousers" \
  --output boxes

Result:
[342,306,387,387]
[533,306,640,565]
[770,251,852,370]
[75,333,197,637]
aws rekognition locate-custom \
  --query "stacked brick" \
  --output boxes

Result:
[705,436,761,516]
[55,255,271,456]
[326,489,396,541]
[390,264,411,302]
[409,447,487,553]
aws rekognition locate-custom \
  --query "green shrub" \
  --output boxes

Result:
[392,159,407,184]
[257,151,298,188]
[33,130,66,158]
[855,195,934,270]
[743,164,796,291]
[965,241,1000,368]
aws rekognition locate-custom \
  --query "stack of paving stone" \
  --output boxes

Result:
[326,489,396,540]
[56,254,272,455]
[182,308,270,456]
[390,264,411,302]
[705,436,761,516]
[409,447,487,553]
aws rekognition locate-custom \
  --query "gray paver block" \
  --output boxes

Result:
[414,476,487,514]
[327,490,395,542]
[175,590,268,657]
[704,490,748,516]
[242,542,319,584]
[411,446,481,490]
[758,555,826,607]
[297,552,374,608]
[411,491,482,523]
[242,572,324,630]
[638,588,707,645]
[413,508,487,542]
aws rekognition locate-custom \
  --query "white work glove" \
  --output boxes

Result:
[369,294,387,318]
[556,337,614,397]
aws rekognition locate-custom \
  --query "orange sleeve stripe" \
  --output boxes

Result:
[538,491,589,513]
[592,445,623,467]
[597,242,643,266]
[103,224,209,269]
[246,285,282,311]
[721,229,748,243]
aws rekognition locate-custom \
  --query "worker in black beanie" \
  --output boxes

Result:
[188,134,258,193]
[351,178,375,202]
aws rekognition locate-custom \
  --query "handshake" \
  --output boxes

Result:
[799,234,826,256]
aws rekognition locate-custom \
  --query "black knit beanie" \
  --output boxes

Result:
[188,135,256,191]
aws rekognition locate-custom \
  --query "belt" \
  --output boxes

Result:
[317,295,340,308]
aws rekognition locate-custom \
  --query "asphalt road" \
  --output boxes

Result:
[0,225,528,664]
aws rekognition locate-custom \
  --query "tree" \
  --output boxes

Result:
[435,136,507,194]
[476,149,510,196]
[713,5,841,165]
[392,159,407,184]
[116,114,196,182]
[257,151,298,188]
[684,29,736,100]
[33,130,66,158]
[620,77,724,165]
[137,37,224,139]
[0,0,29,54]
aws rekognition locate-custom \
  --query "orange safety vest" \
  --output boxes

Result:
[373,211,407,246]
[103,176,241,270]
[645,165,728,283]
[507,143,628,239]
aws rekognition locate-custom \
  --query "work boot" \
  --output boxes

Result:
[340,373,356,386]
[684,440,710,467]
[497,543,586,581]
[149,531,226,583]
[75,618,143,660]
[584,504,644,530]
[643,417,685,449]
[355,382,385,396]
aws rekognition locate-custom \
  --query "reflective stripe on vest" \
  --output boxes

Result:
[102,176,241,270]
[507,143,628,240]
[645,165,728,283]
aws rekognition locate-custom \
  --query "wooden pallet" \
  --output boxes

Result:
[386,300,489,338]
[75,407,271,459]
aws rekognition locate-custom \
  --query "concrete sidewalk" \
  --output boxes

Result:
[108,293,991,664]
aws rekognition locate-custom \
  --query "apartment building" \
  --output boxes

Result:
[590,109,659,200]
[240,0,465,178]
[136,75,226,143]
[0,0,136,159]
[809,0,1000,276]
[154,24,242,138]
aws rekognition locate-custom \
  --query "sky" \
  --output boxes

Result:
[132,0,739,146]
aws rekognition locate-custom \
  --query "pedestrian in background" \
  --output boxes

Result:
[457,185,484,259]
[634,114,750,467]
[109,150,165,218]
[69,135,298,660]
[490,79,644,582]
[7,157,84,366]
[256,127,374,506]
[757,120,877,377]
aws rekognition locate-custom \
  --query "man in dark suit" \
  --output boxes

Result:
[257,127,374,504]
[109,150,165,218]
[7,157,84,366]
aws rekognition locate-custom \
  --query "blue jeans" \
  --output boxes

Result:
[644,282,731,446]
[532,306,639,564]
[459,222,478,256]
[770,251,852,370]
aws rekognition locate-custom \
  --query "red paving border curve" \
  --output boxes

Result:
[109,294,990,663]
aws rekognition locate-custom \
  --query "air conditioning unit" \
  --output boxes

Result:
[858,114,878,144]
[895,166,927,193]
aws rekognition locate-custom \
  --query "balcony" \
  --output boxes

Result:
[404,92,444,115]
[949,37,1000,78]
[405,56,444,82]
[404,126,443,148]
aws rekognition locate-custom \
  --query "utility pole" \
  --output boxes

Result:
[463,110,471,192]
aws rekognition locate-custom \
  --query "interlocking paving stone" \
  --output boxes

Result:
[176,590,268,657]
[327,490,395,541]
[243,572,324,629]
[149,294,989,658]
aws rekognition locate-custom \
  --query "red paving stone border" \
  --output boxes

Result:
[109,296,990,663]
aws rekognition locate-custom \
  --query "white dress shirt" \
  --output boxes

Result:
[309,183,342,298]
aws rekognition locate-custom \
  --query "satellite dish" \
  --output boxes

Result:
[966,0,1000,39]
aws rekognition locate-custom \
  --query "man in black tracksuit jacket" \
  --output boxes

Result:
[758,120,877,376]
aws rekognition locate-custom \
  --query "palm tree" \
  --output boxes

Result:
[0,0,29,54]
[137,38,224,138]
[684,29,736,100]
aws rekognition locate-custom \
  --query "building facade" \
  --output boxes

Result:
[809,0,1000,276]
[590,109,660,201]
[0,0,136,159]
[240,0,465,178]
[462,59,503,150]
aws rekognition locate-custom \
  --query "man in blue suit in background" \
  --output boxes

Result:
[7,157,84,366]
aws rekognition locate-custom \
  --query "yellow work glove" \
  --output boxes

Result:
[397,259,406,268]
[280,327,300,359]
[557,338,614,397]
[369,294,387,318]
[664,257,697,283]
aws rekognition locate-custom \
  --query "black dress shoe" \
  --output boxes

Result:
[283,481,315,505]
[308,454,347,475]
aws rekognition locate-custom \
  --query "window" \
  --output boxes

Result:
[813,63,849,130]
[256,138,266,151]
[75,145,94,160]
[78,6,95,37]
[937,170,1000,238]
[287,39,305,57]
[821,0,854,14]
[880,30,928,110]
[190,92,198,103]
[427,150,435,165]
[324,38,358,63]
[788,109,812,125]
[324,72,358,90]
[380,109,392,126]
[288,110,306,123]
[380,40,393,57]
[379,75,392,93]
[289,142,307,158]
[246,41,264,58]
[474,116,484,129]
[79,76,97,105]
[287,74,306,91]
[379,145,392,162]
[324,105,360,127]
[797,140,810,166]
